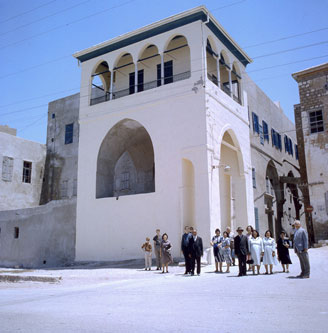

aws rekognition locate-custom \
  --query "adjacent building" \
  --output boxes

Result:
[293,63,328,242]
[245,77,303,238]
[0,125,46,210]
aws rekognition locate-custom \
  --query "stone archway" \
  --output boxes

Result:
[265,160,284,237]
[96,119,155,198]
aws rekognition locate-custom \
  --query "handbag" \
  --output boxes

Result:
[246,259,254,264]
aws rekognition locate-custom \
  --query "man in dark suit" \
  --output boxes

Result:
[234,226,249,276]
[181,226,192,274]
[189,229,203,276]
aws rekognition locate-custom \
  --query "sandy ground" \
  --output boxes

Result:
[0,247,327,332]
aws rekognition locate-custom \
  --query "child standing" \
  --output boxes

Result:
[141,237,152,270]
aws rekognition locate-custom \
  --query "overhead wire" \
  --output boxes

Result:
[0,0,57,24]
[0,0,138,50]
[0,0,91,37]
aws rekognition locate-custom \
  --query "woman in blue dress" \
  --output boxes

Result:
[222,231,232,273]
[210,228,224,272]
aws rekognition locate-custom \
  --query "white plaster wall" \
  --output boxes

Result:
[0,132,46,210]
[205,80,254,237]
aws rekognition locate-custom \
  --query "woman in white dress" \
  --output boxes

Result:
[248,229,264,275]
[262,230,278,274]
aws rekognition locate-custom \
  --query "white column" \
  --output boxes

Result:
[216,58,220,87]
[228,66,232,96]
[109,70,114,100]
[134,62,138,93]
[161,54,164,85]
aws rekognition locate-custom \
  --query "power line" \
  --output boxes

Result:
[0,0,57,24]
[252,40,328,59]
[243,26,328,49]
[0,0,138,50]
[0,0,91,37]
[247,54,328,73]
[211,0,247,11]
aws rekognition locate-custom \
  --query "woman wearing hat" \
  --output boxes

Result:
[277,231,292,273]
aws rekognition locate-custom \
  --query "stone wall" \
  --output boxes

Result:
[293,63,328,241]
[0,199,76,268]
[40,93,79,204]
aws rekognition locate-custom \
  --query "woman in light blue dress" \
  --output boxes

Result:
[263,230,278,274]
[210,229,224,273]
[222,231,232,273]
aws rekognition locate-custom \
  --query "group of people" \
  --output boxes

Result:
[141,220,310,279]
[141,229,173,273]
[234,220,310,278]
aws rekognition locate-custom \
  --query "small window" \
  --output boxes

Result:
[259,125,264,145]
[51,113,55,119]
[60,180,68,198]
[288,138,293,156]
[14,227,19,239]
[309,110,324,134]
[129,72,135,95]
[266,177,270,194]
[252,112,259,134]
[295,144,299,160]
[2,156,14,182]
[120,172,130,190]
[65,123,74,145]
[284,135,289,153]
[22,161,32,183]
[277,133,282,151]
[252,168,256,188]
[262,121,269,142]
[73,179,78,197]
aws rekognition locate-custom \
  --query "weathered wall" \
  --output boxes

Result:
[245,74,304,238]
[40,93,79,204]
[0,199,76,268]
[0,131,46,211]
[293,64,328,240]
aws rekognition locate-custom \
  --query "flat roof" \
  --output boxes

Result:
[292,62,328,81]
[73,6,252,66]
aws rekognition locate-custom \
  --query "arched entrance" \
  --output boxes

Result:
[96,119,155,198]
[219,130,247,232]
[265,161,283,237]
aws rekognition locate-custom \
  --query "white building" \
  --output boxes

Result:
[73,6,254,261]
[0,125,46,210]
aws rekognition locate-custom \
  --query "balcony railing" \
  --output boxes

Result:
[90,93,110,106]
[221,84,231,97]
[90,71,191,106]
[233,94,242,105]
[207,73,218,86]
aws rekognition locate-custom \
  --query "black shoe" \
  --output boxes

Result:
[238,273,243,277]
[191,272,195,276]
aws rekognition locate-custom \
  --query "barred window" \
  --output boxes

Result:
[22,161,32,183]
[2,156,14,182]
[309,110,324,134]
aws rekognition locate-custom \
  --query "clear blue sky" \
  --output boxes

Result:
[1,0,328,143]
